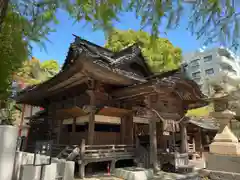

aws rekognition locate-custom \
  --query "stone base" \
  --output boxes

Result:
[113,167,154,180]
[21,163,57,180]
[207,153,240,173]
[209,142,240,155]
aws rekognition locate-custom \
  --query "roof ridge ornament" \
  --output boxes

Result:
[110,45,141,66]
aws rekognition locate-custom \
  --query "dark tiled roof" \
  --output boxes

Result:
[62,36,152,80]
[188,117,219,130]
[16,36,206,110]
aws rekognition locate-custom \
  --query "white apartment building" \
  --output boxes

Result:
[183,47,240,96]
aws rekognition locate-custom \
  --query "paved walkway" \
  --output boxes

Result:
[75,173,123,180]
[74,171,200,180]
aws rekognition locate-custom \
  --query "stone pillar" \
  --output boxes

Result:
[180,121,188,153]
[144,95,160,173]
[209,86,239,156]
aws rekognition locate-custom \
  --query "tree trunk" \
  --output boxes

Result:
[0,0,9,31]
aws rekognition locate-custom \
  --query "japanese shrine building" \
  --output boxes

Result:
[16,35,207,176]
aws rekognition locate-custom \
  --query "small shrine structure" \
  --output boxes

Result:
[16,36,207,178]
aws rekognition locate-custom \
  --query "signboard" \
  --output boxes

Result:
[33,140,52,166]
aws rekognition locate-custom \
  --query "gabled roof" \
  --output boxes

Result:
[16,36,207,110]
[62,35,152,78]
[110,68,208,109]
[188,117,219,131]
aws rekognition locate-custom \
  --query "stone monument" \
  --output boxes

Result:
[206,86,240,177]
[209,86,240,155]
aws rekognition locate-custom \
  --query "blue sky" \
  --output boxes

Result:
[31,9,214,65]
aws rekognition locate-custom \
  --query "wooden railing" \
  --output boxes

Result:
[28,140,135,161]
[80,140,135,161]
[27,144,69,157]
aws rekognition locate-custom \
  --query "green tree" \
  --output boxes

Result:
[105,29,182,72]
[1,0,240,97]
[1,1,240,48]
[0,2,56,98]
[40,59,59,77]
[1,1,239,48]
[15,58,59,85]
[0,99,21,125]
[186,105,213,117]
[0,11,28,98]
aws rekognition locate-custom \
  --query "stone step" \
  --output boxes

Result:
[176,164,195,174]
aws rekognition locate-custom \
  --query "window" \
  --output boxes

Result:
[220,63,237,74]
[205,68,214,75]
[204,55,212,62]
[218,49,234,60]
[192,71,201,78]
[191,64,200,70]
[191,59,200,66]
[193,77,201,83]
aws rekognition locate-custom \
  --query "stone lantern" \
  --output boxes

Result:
[209,85,240,155]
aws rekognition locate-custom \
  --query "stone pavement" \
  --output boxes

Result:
[74,171,201,180]
[150,171,200,180]
[75,174,123,180]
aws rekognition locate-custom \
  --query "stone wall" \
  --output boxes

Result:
[207,153,240,173]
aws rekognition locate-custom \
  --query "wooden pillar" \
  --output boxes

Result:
[110,160,116,173]
[156,122,163,149]
[72,117,76,133]
[120,114,133,144]
[88,110,95,145]
[199,128,203,158]
[70,117,76,144]
[87,90,96,145]
[120,116,126,144]
[57,119,63,144]
[145,95,160,173]
[126,114,133,144]
[79,139,86,178]
[180,121,188,153]
[149,119,159,171]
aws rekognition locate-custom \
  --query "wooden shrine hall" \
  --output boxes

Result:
[16,36,207,177]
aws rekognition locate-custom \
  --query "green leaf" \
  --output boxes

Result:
[105,29,182,73]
